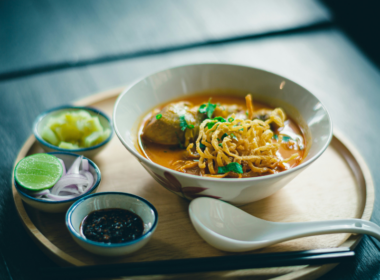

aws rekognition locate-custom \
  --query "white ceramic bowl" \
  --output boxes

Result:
[14,152,101,213]
[113,63,333,205]
[66,192,158,257]
[33,106,113,158]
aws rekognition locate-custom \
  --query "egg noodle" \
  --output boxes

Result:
[181,95,299,178]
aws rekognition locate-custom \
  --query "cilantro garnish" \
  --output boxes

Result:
[212,116,226,123]
[156,114,162,120]
[199,98,217,118]
[230,133,238,141]
[179,115,188,131]
[200,143,206,149]
[282,136,291,142]
[217,162,243,174]
[221,133,228,140]
[219,143,223,147]
[273,134,278,141]
[179,115,194,131]
[207,122,217,130]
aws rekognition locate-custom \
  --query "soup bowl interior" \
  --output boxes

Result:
[113,63,333,205]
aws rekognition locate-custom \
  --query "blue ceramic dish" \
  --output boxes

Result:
[33,105,114,158]
[14,152,101,213]
[66,192,158,257]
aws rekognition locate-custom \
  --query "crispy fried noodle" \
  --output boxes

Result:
[183,95,300,178]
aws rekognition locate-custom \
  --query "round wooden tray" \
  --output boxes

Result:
[12,88,374,280]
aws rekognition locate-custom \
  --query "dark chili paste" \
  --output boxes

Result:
[81,208,144,244]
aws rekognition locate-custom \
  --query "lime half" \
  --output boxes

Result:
[14,153,63,191]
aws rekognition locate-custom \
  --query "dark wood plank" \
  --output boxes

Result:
[0,0,330,76]
[1,28,380,279]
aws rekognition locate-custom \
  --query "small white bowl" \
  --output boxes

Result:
[33,106,113,158]
[14,152,101,213]
[66,192,158,257]
[113,63,333,205]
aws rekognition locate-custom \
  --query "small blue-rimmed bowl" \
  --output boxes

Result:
[33,105,113,158]
[66,192,158,257]
[14,152,101,213]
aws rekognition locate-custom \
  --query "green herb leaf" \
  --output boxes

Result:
[221,133,228,140]
[200,143,206,149]
[230,133,238,141]
[239,128,244,131]
[219,143,223,147]
[228,117,234,122]
[156,114,162,120]
[207,122,216,130]
[282,136,291,142]
[179,115,188,131]
[273,134,278,141]
[212,116,226,123]
[199,104,207,114]
[217,162,243,174]
[207,103,217,118]
[179,115,194,131]
[245,111,249,116]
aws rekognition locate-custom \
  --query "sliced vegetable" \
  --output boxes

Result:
[156,114,162,120]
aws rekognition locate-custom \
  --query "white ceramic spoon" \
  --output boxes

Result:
[189,197,380,252]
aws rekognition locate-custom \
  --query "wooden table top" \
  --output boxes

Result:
[1,1,380,279]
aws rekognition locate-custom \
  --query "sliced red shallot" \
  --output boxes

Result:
[31,189,50,197]
[82,158,89,172]
[51,174,88,195]
[46,193,77,201]
[67,156,83,175]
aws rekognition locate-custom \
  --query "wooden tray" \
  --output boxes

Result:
[12,88,374,280]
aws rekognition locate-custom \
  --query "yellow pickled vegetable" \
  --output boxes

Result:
[41,110,111,149]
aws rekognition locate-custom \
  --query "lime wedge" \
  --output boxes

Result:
[14,153,63,191]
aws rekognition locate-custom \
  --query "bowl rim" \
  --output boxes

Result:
[33,105,114,152]
[14,152,101,204]
[113,62,333,182]
[65,192,159,248]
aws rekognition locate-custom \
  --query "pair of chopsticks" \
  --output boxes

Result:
[38,247,354,279]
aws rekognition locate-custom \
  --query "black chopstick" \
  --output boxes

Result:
[38,247,354,279]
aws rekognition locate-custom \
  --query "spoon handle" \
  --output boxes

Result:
[275,219,380,242]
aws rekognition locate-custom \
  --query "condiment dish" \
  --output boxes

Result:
[14,152,101,213]
[66,192,158,257]
[113,63,333,205]
[33,105,113,158]
[189,197,380,252]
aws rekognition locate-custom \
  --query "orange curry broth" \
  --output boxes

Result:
[138,94,305,176]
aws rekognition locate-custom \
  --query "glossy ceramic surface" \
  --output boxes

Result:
[66,192,158,257]
[189,197,380,252]
[33,106,114,158]
[113,63,333,205]
[14,152,101,213]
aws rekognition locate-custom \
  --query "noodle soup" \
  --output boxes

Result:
[138,93,306,178]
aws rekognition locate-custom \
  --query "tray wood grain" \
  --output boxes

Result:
[12,88,374,280]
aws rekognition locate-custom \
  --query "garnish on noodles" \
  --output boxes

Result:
[139,93,304,178]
